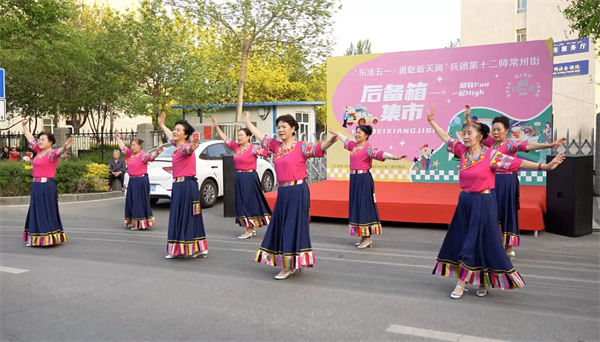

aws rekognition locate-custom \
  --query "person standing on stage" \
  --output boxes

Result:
[211,116,272,239]
[21,116,72,247]
[158,112,208,259]
[329,125,406,249]
[245,111,338,280]
[115,130,162,231]
[465,106,565,259]
[428,105,565,298]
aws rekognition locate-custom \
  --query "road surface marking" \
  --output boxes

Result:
[0,266,29,274]
[386,325,507,342]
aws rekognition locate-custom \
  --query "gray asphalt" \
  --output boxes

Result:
[1,197,598,342]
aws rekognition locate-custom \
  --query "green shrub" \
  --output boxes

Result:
[0,160,112,197]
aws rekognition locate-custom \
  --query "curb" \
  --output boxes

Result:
[0,191,124,206]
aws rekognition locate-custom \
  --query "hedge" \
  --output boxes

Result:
[0,160,110,197]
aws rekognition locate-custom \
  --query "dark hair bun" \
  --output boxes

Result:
[480,123,490,139]
[357,124,373,136]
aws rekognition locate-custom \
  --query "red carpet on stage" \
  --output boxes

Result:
[265,180,546,231]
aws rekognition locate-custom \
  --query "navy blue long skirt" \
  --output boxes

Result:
[235,171,272,228]
[348,172,382,236]
[24,180,67,246]
[492,173,520,247]
[124,175,155,229]
[167,177,207,256]
[255,181,314,270]
[432,192,525,290]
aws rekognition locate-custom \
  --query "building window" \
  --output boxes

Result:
[517,0,527,13]
[295,112,310,140]
[43,118,53,133]
[517,29,527,42]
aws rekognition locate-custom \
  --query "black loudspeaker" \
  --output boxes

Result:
[222,155,236,218]
[544,155,593,237]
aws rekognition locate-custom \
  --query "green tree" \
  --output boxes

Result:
[344,39,372,55]
[562,0,600,44]
[172,0,340,122]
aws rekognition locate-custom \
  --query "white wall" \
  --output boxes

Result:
[461,0,599,139]
[0,113,152,134]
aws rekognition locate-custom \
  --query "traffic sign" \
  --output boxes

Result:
[0,99,5,122]
[0,68,5,99]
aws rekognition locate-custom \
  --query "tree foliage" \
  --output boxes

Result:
[562,0,600,44]
[344,39,372,55]
[172,0,340,121]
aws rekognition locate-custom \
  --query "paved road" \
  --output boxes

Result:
[1,198,598,341]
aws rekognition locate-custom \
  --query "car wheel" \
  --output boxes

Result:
[150,198,159,205]
[347,122,353,126]
[200,179,217,208]
[261,170,274,192]
[372,119,378,124]
[358,118,366,125]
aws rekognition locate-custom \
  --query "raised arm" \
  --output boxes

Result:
[55,138,72,157]
[381,152,407,161]
[525,138,566,152]
[329,128,349,144]
[157,112,173,141]
[427,105,452,143]
[211,116,228,141]
[244,111,264,141]
[319,133,338,152]
[148,146,163,162]
[21,116,35,143]
[464,105,472,124]
[115,130,126,150]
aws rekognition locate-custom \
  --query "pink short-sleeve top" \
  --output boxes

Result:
[343,140,385,170]
[121,147,156,177]
[447,138,524,192]
[261,136,324,183]
[225,139,269,171]
[29,140,60,178]
[171,140,196,178]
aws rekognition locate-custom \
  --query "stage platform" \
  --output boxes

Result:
[265,180,546,231]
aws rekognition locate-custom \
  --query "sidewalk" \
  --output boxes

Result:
[594,197,600,229]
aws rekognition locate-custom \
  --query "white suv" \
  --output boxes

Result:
[127,140,276,208]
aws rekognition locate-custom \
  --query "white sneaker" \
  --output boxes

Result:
[165,254,177,259]
[192,250,208,258]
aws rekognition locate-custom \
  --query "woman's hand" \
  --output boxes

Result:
[158,112,166,127]
[545,153,566,170]
[22,116,31,127]
[64,138,73,150]
[427,104,436,122]
[115,129,120,139]
[156,146,164,155]
[464,105,471,122]
[550,137,566,148]
[211,116,218,128]
[190,136,200,152]
[244,111,251,123]
[393,155,407,160]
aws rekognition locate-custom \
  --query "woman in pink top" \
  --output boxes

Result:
[465,107,565,258]
[212,116,272,239]
[427,105,565,299]
[330,125,406,249]
[21,117,72,247]
[158,112,208,259]
[245,112,338,280]
[115,130,162,230]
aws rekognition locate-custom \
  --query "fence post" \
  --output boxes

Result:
[137,123,155,150]
[595,113,600,195]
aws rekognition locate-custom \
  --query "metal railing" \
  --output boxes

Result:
[552,128,594,156]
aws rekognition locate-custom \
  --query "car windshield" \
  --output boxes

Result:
[149,144,176,160]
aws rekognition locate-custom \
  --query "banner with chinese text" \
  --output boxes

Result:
[327,40,553,186]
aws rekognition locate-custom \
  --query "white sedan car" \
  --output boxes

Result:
[135,140,276,208]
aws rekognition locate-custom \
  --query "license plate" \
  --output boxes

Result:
[150,184,157,192]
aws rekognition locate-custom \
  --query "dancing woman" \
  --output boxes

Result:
[428,105,565,298]
[115,130,162,230]
[245,112,338,279]
[329,125,405,249]
[465,106,565,258]
[157,112,208,259]
[22,117,72,247]
[212,115,272,239]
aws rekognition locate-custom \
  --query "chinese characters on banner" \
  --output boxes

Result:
[553,60,589,78]
[327,40,553,185]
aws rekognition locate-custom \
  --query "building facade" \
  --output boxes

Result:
[174,102,325,142]
[461,0,599,139]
